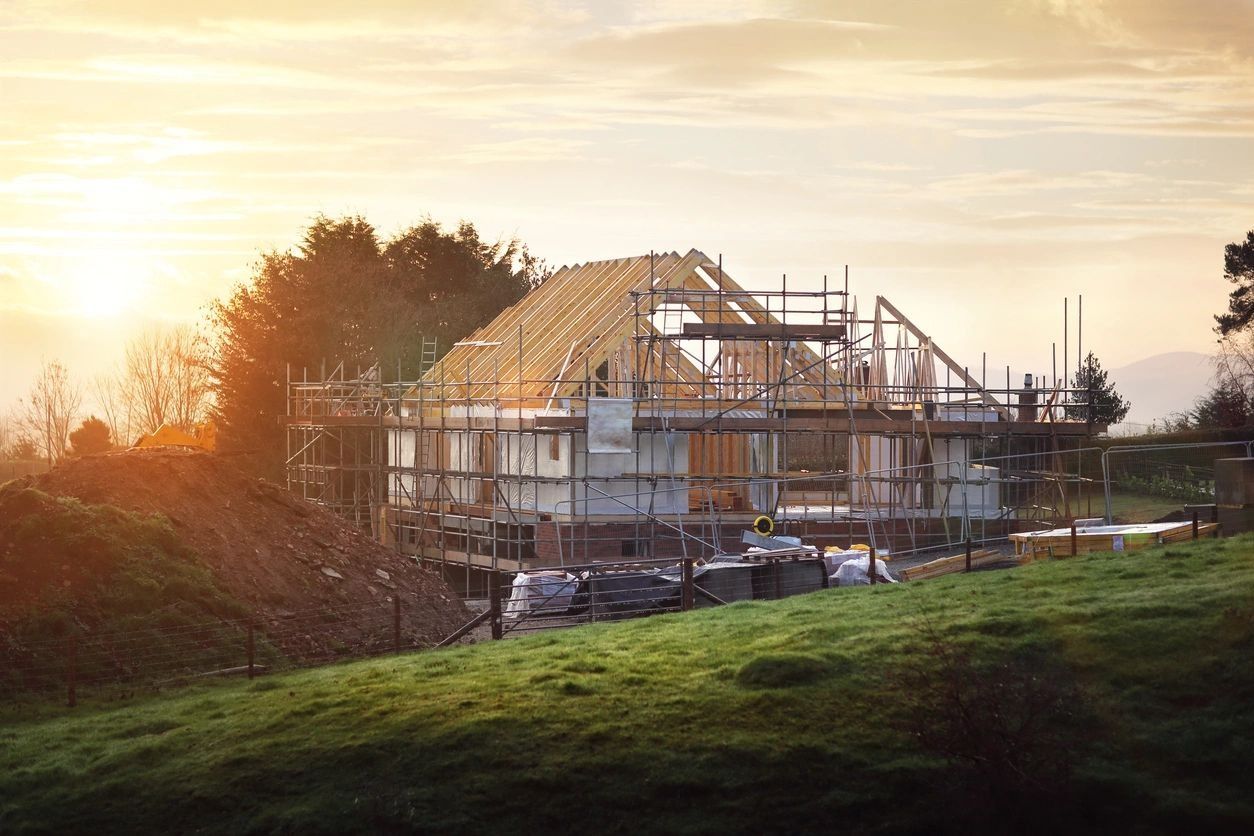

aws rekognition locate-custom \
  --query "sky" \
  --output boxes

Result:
[2,0,1253,421]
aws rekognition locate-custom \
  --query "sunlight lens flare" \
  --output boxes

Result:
[62,253,152,318]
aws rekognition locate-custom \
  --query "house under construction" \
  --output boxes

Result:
[285,249,1101,583]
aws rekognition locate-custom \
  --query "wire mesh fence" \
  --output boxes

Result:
[1101,441,1253,522]
[10,440,1249,708]
[2,597,428,706]
[4,553,841,707]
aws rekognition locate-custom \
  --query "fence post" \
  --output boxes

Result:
[1070,522,1078,557]
[66,631,77,708]
[247,625,255,680]
[868,547,877,586]
[773,558,783,598]
[965,538,972,573]
[393,596,402,653]
[489,569,502,640]
[681,558,694,611]
[1192,509,1199,541]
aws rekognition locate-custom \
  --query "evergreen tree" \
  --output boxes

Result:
[208,215,547,476]
[1064,352,1131,426]
[1215,230,1254,336]
[69,416,112,456]
[1191,384,1252,429]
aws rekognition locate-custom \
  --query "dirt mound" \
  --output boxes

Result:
[2,449,468,656]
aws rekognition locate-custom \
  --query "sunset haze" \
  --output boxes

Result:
[2,0,1253,416]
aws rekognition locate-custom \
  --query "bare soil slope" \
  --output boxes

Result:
[1,449,467,655]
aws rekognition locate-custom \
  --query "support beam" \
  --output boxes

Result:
[875,295,1013,421]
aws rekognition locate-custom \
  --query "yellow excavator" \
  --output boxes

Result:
[133,421,217,452]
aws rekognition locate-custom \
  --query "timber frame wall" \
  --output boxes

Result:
[285,249,1101,584]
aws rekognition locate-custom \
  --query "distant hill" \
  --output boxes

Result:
[1108,351,1212,431]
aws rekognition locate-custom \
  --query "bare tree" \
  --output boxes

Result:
[17,360,83,465]
[0,411,12,460]
[1215,332,1254,399]
[167,327,213,430]
[92,371,137,448]
[121,325,213,435]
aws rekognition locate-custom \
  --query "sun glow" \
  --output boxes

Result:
[61,251,153,318]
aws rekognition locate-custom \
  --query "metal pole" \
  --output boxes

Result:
[1102,449,1114,524]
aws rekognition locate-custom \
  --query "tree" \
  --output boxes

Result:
[122,326,212,434]
[383,220,544,359]
[0,412,11,461]
[1191,384,1252,429]
[17,360,82,465]
[1064,352,1130,426]
[92,371,136,449]
[1215,230,1254,336]
[91,326,212,445]
[8,436,38,461]
[208,214,547,475]
[69,416,113,456]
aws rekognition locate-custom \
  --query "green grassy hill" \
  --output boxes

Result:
[3,537,1254,834]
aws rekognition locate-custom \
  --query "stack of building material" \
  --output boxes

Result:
[897,548,1010,581]
[1010,521,1219,560]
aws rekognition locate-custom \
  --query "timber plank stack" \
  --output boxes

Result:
[898,548,1014,581]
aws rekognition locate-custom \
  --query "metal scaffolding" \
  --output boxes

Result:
[285,249,1100,592]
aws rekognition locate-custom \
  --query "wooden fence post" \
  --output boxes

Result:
[868,547,877,586]
[393,596,402,653]
[588,572,599,623]
[965,538,972,573]
[247,625,255,680]
[773,558,783,598]
[66,631,77,708]
[489,570,503,640]
[1070,522,1078,557]
[681,558,694,611]
[1192,509,1199,540]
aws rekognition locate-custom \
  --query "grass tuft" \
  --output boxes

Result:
[735,653,829,688]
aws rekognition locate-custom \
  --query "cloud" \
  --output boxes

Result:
[0,0,1252,404]
[442,137,593,165]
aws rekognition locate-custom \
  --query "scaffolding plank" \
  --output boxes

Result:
[681,322,847,340]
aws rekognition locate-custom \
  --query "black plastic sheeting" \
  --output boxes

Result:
[540,560,827,621]
[575,570,683,619]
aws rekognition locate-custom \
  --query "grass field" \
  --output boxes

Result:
[3,536,1253,834]
[1106,490,1189,523]
[1039,489,1184,524]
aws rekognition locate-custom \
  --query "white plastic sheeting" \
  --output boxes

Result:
[586,398,633,454]
[832,555,898,586]
[504,571,579,617]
